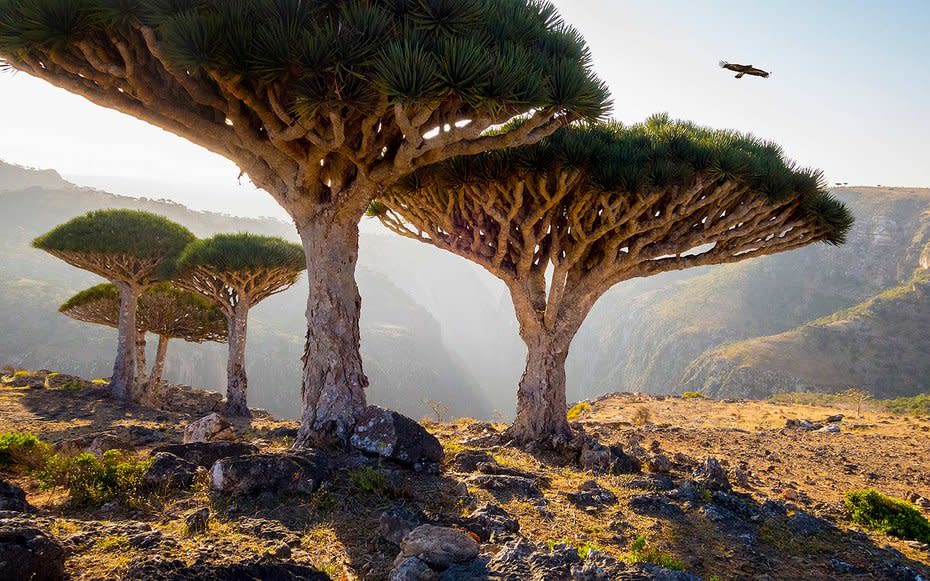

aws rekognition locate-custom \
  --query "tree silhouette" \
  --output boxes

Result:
[0,0,610,445]
[174,233,305,417]
[60,283,227,404]
[377,118,854,444]
[33,210,194,400]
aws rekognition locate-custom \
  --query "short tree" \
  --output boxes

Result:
[60,283,228,404]
[34,210,194,400]
[377,118,854,444]
[0,0,609,445]
[174,233,305,416]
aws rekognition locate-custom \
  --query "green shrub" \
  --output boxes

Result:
[845,489,930,543]
[625,535,685,571]
[0,432,51,471]
[348,467,389,495]
[882,394,930,417]
[39,450,152,508]
[681,391,704,399]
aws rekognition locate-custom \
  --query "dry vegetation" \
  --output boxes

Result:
[1,371,929,580]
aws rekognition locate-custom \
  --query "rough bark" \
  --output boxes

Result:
[135,330,148,384]
[144,334,171,406]
[225,304,250,417]
[112,283,139,400]
[509,328,575,445]
[294,211,368,447]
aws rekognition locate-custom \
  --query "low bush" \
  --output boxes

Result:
[681,391,704,399]
[882,394,930,417]
[39,449,152,508]
[625,535,685,571]
[347,466,389,496]
[846,489,930,543]
[0,432,52,471]
[566,401,592,421]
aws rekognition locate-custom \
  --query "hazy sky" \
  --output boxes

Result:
[1,0,928,218]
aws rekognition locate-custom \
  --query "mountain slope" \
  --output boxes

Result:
[567,188,930,400]
[0,162,490,420]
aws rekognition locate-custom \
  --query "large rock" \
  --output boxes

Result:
[0,517,67,581]
[351,406,443,468]
[398,525,480,570]
[210,451,329,496]
[183,413,236,444]
[380,506,426,546]
[152,442,259,468]
[462,503,519,541]
[390,557,438,581]
[124,555,330,581]
[143,453,198,490]
[0,479,29,512]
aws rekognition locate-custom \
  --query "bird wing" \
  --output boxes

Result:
[746,67,771,78]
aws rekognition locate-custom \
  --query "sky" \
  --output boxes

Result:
[0,0,928,219]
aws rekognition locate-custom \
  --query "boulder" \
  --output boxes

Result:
[380,506,426,546]
[351,406,443,468]
[56,431,132,457]
[449,450,494,473]
[0,479,29,512]
[143,453,198,490]
[390,557,438,581]
[565,480,618,508]
[210,451,329,496]
[647,454,673,474]
[0,517,67,581]
[399,525,479,569]
[464,474,543,498]
[693,458,731,491]
[462,503,519,541]
[183,413,236,444]
[124,555,330,581]
[152,442,259,468]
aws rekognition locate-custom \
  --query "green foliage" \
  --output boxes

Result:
[682,391,704,399]
[347,466,389,496]
[0,0,610,121]
[0,431,51,472]
[625,535,685,571]
[845,489,930,543]
[33,209,194,261]
[61,282,228,342]
[175,233,305,275]
[39,449,152,508]
[882,394,930,417]
[396,117,854,245]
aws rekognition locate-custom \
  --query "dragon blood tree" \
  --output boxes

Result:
[0,0,610,445]
[376,117,854,445]
[33,210,195,400]
[60,283,228,404]
[174,233,305,417]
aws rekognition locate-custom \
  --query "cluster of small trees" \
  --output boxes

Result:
[2,1,853,447]
[35,210,304,416]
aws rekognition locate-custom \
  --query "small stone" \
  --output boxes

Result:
[0,479,30,512]
[399,525,479,569]
[185,508,210,536]
[647,454,673,474]
[183,413,236,444]
[693,458,731,491]
[389,557,438,581]
[565,480,618,508]
[782,488,800,502]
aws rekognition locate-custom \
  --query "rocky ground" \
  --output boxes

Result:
[0,370,929,580]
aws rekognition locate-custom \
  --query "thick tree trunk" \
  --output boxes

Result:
[111,283,139,400]
[225,304,250,417]
[509,330,574,445]
[135,331,148,384]
[293,213,368,447]
[142,334,171,406]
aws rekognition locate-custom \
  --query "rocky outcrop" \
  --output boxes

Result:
[143,453,198,490]
[0,517,67,581]
[124,556,331,581]
[0,480,29,512]
[351,406,443,469]
[210,451,329,495]
[152,442,259,468]
[183,413,236,444]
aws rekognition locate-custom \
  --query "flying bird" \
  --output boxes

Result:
[719,61,771,79]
